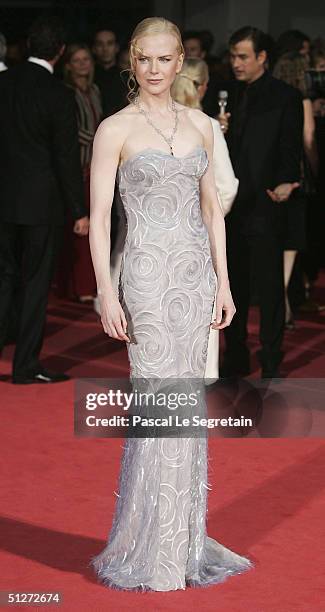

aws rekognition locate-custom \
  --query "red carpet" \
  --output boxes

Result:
[1,275,325,611]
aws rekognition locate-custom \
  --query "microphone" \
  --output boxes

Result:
[218,90,228,116]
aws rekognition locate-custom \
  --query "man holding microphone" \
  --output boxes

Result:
[218,26,303,379]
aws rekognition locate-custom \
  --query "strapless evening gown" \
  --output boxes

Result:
[91,146,253,591]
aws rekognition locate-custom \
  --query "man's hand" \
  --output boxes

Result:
[266,182,300,203]
[73,216,89,236]
[217,112,231,134]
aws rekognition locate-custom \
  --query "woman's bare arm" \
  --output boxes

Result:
[303,99,318,177]
[190,109,236,330]
[89,115,130,342]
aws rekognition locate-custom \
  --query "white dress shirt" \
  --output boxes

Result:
[0,61,7,72]
[28,56,54,74]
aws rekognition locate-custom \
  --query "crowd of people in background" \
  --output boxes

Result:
[0,16,324,382]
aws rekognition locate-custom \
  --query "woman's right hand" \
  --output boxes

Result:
[98,293,130,342]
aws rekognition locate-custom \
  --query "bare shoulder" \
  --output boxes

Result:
[186,107,212,132]
[94,104,137,148]
[173,102,212,137]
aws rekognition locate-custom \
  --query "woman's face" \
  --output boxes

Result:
[67,49,93,79]
[134,33,183,96]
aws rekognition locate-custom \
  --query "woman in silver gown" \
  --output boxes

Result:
[89,17,254,592]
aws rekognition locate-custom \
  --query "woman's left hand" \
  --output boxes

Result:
[210,283,236,330]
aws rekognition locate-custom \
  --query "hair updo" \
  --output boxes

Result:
[171,58,209,109]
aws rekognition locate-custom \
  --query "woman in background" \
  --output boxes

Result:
[273,52,318,328]
[171,58,238,380]
[57,43,102,302]
[302,41,325,302]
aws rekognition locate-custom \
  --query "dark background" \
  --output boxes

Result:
[0,0,152,47]
[1,0,325,51]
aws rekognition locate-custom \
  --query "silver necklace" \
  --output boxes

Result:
[134,96,179,156]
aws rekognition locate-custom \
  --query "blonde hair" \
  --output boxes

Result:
[63,43,94,88]
[171,58,209,109]
[126,17,184,103]
[273,52,308,96]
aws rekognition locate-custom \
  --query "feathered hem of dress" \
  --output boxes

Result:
[89,556,254,593]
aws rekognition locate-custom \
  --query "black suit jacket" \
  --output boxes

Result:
[0,61,86,225]
[94,64,127,117]
[226,71,304,234]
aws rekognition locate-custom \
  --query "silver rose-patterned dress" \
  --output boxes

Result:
[91,146,253,591]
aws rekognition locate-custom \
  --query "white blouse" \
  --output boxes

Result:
[209,116,238,216]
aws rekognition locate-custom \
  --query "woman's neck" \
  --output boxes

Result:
[73,75,89,92]
[138,89,174,114]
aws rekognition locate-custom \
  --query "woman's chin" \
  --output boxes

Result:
[140,82,171,96]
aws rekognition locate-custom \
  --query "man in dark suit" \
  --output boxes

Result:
[91,26,127,253]
[0,17,88,384]
[219,26,303,378]
[92,27,127,117]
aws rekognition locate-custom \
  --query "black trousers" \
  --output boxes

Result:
[224,220,285,370]
[0,223,62,377]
